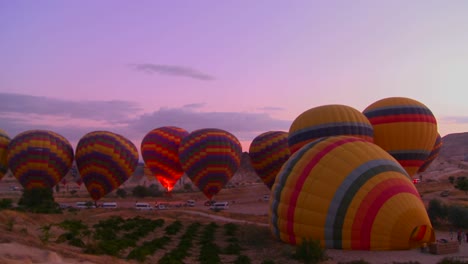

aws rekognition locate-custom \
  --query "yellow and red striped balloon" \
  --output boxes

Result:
[270,136,434,250]
[141,126,189,192]
[288,104,373,155]
[7,130,74,189]
[0,129,10,180]
[75,131,139,201]
[178,128,242,200]
[363,97,438,177]
[249,131,290,189]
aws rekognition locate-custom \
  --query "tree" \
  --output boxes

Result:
[132,185,149,198]
[18,187,61,214]
[427,199,447,226]
[455,177,468,195]
[116,188,127,198]
[447,206,468,228]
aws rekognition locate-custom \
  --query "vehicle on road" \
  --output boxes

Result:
[440,190,450,197]
[210,201,229,211]
[75,202,96,209]
[135,202,153,210]
[102,202,118,209]
[186,200,196,207]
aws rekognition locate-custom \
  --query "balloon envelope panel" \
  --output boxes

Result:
[75,131,139,201]
[363,97,438,177]
[179,128,242,200]
[249,131,290,189]
[0,129,10,179]
[141,126,189,192]
[417,133,442,173]
[270,136,434,250]
[7,130,74,189]
[288,105,373,155]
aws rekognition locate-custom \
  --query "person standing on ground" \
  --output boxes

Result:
[457,230,462,245]
[450,228,454,240]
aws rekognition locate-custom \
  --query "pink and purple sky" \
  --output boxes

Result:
[1,0,468,152]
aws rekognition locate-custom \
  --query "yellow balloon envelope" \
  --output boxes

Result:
[270,136,434,250]
[288,105,373,155]
[363,97,438,177]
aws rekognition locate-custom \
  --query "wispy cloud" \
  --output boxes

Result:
[183,103,206,109]
[130,63,214,81]
[258,106,284,111]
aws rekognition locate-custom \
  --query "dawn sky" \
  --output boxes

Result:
[1,0,468,152]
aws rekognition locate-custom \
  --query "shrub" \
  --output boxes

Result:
[132,185,149,198]
[447,206,468,229]
[437,257,468,264]
[292,238,327,264]
[338,261,371,264]
[0,198,13,209]
[261,260,275,264]
[234,255,251,264]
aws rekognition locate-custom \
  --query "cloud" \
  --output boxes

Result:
[131,108,291,141]
[130,63,215,81]
[0,93,142,144]
[0,93,292,149]
[439,116,468,124]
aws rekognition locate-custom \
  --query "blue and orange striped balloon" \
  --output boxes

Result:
[141,126,189,192]
[249,131,290,189]
[288,104,373,155]
[418,133,442,173]
[270,136,434,250]
[363,97,438,177]
[75,131,139,201]
[178,128,242,200]
[0,129,10,180]
[7,130,74,189]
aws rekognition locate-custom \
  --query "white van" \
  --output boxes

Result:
[135,202,153,210]
[75,202,96,209]
[186,200,196,207]
[102,202,118,209]
[210,201,229,211]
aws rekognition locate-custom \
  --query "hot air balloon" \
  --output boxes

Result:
[0,129,10,180]
[7,130,74,189]
[249,131,290,189]
[178,128,242,200]
[417,133,442,173]
[288,104,373,155]
[270,136,434,250]
[75,131,139,201]
[141,126,189,192]
[363,97,438,177]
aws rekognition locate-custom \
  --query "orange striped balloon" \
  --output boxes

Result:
[179,128,242,200]
[75,131,139,201]
[7,130,74,189]
[249,131,290,189]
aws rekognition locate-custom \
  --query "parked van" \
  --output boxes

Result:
[186,200,196,207]
[75,202,96,209]
[210,201,229,211]
[135,202,153,210]
[102,202,118,209]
